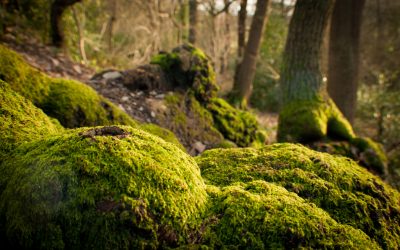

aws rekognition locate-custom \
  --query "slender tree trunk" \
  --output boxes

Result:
[328,0,365,124]
[231,0,271,107]
[50,0,82,48]
[189,0,197,44]
[237,0,247,58]
[71,5,87,63]
[106,0,117,52]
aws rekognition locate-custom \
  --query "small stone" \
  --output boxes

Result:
[118,104,126,112]
[193,141,206,153]
[139,106,144,111]
[150,111,156,118]
[72,65,82,74]
[132,102,137,106]
[103,71,122,80]
[137,91,143,96]
[121,96,129,102]
[155,94,165,99]
[149,91,157,96]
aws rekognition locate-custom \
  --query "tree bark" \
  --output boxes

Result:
[281,0,334,104]
[328,0,366,124]
[231,0,271,107]
[189,0,197,44]
[50,0,82,48]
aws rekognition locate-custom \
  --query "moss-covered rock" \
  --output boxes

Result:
[0,126,207,249]
[151,44,218,103]
[155,93,224,150]
[42,78,137,128]
[0,44,137,128]
[0,44,50,105]
[0,80,63,161]
[196,144,400,249]
[310,137,388,177]
[199,181,379,249]
[207,98,261,147]
[278,97,355,143]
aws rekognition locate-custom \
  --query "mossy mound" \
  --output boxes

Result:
[150,45,265,148]
[278,97,355,143]
[155,93,224,151]
[0,44,137,128]
[207,98,260,147]
[196,144,400,249]
[0,80,63,160]
[151,44,218,103]
[0,126,207,249]
[0,44,50,105]
[199,181,379,249]
[42,78,137,128]
[311,138,388,176]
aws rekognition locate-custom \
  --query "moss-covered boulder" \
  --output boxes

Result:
[207,98,260,147]
[311,137,388,177]
[0,80,63,160]
[196,144,400,249]
[151,44,218,103]
[199,181,379,249]
[0,126,207,249]
[0,44,137,128]
[154,93,225,151]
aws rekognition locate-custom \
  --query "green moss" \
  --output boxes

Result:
[159,93,224,149]
[0,44,138,128]
[278,97,355,143]
[151,44,219,103]
[140,123,186,151]
[196,144,400,249]
[207,98,260,147]
[200,181,379,249]
[0,80,63,161]
[0,126,207,249]
[0,44,50,105]
[42,78,137,128]
[350,137,388,175]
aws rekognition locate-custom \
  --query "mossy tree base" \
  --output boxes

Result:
[278,96,388,177]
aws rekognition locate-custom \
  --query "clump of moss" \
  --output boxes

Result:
[0,126,208,249]
[278,97,355,143]
[0,80,63,161]
[42,78,137,128]
[196,144,400,249]
[151,44,218,103]
[0,44,138,128]
[207,98,261,147]
[310,138,388,177]
[140,123,186,151]
[156,93,224,150]
[199,181,379,249]
[0,44,50,105]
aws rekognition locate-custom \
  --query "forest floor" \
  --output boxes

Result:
[1,33,278,144]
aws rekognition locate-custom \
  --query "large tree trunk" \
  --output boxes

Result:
[328,0,366,124]
[50,0,82,48]
[231,0,270,107]
[278,0,355,143]
[188,0,197,44]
